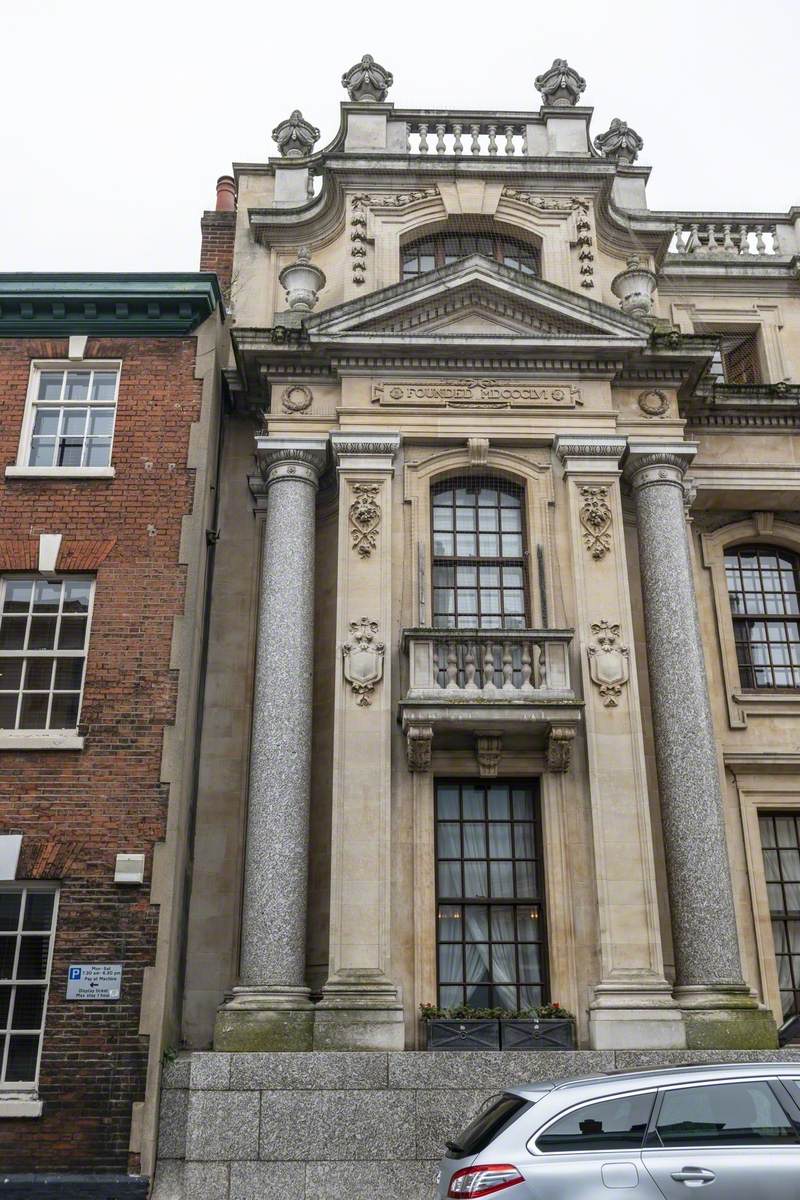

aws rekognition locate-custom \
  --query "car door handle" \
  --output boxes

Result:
[670,1167,716,1185]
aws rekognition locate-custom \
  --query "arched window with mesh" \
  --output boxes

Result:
[402,232,540,281]
[431,477,528,630]
[725,545,800,689]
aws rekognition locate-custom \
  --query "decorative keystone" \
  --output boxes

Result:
[534,58,586,106]
[342,53,393,101]
[611,255,657,318]
[272,110,320,158]
[594,118,644,164]
[278,247,326,311]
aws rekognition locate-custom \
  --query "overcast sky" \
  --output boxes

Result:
[2,0,796,273]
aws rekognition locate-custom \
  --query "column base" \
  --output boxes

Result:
[315,978,405,1051]
[589,982,687,1050]
[213,985,314,1052]
[676,985,779,1050]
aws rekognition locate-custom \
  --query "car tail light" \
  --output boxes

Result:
[447,1163,524,1197]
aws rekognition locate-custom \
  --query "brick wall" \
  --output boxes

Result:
[0,336,206,1173]
[199,213,236,301]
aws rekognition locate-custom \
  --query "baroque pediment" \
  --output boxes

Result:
[304,255,650,346]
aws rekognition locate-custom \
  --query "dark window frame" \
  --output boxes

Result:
[435,778,549,1012]
[759,812,800,1020]
[402,232,540,281]
[724,545,800,691]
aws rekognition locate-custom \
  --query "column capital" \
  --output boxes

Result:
[555,435,627,475]
[624,438,697,490]
[330,430,401,472]
[253,436,328,494]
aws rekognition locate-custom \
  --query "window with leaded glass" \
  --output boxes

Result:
[435,780,548,1010]
[402,233,540,280]
[760,813,800,1020]
[0,885,58,1086]
[24,366,119,469]
[725,546,800,689]
[0,577,94,730]
[432,479,527,629]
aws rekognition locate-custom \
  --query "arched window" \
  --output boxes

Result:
[431,478,527,629]
[725,545,800,689]
[402,232,539,281]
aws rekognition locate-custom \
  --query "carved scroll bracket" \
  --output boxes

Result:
[348,483,382,558]
[579,485,612,560]
[475,735,502,778]
[342,617,385,706]
[587,620,630,707]
[547,725,576,772]
[406,722,433,772]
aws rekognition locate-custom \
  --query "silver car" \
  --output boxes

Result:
[437,1062,800,1197]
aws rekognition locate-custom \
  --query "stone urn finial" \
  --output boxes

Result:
[594,118,644,164]
[278,246,326,311]
[611,255,657,318]
[271,110,320,158]
[342,53,393,101]
[534,58,586,106]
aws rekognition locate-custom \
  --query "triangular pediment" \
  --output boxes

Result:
[305,255,650,346]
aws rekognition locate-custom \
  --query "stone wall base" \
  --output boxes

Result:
[155,1048,800,1200]
[0,1176,148,1199]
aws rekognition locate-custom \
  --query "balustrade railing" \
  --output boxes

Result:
[669,222,782,257]
[403,629,573,698]
[397,113,531,158]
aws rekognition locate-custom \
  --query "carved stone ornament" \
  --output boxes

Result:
[638,388,669,418]
[271,110,321,158]
[534,58,586,107]
[278,247,326,312]
[594,118,644,164]
[342,54,393,102]
[579,486,612,560]
[547,725,576,773]
[587,620,630,707]
[406,723,433,772]
[281,384,313,413]
[342,617,385,706]
[611,256,657,318]
[350,191,438,285]
[348,483,381,558]
[475,735,502,779]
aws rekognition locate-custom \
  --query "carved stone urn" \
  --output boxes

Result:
[278,247,326,311]
[271,110,320,158]
[342,53,393,102]
[611,255,657,318]
[534,58,586,106]
[594,118,644,164]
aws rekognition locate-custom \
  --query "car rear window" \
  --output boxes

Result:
[446,1093,530,1159]
[536,1092,656,1153]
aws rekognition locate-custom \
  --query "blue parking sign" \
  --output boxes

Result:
[69,967,82,980]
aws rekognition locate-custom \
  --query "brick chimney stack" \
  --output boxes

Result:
[200,175,237,301]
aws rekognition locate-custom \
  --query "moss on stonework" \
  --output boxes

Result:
[213,1010,314,1052]
[684,1009,779,1051]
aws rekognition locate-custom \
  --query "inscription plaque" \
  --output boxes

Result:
[372,379,581,408]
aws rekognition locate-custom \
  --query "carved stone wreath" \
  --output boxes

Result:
[342,617,385,706]
[638,388,669,418]
[348,483,381,558]
[579,486,612,559]
[587,620,630,707]
[281,384,313,414]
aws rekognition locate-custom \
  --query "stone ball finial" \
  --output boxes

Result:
[594,118,644,164]
[534,58,586,106]
[342,53,394,102]
[278,247,326,312]
[271,110,321,158]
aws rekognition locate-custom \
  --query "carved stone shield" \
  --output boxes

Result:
[342,617,385,706]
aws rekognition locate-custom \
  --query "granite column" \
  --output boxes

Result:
[214,437,327,1051]
[626,439,777,1048]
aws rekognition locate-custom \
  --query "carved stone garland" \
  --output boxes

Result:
[579,486,612,559]
[342,617,385,706]
[281,384,313,414]
[348,483,381,558]
[500,191,595,288]
[349,191,439,285]
[587,620,629,707]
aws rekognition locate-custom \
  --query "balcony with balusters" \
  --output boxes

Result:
[399,628,582,773]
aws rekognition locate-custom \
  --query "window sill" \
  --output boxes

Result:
[4,466,115,479]
[0,1094,42,1117]
[0,731,84,751]
[734,690,800,704]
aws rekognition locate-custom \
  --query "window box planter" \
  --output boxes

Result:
[425,1019,501,1051]
[499,1017,575,1050]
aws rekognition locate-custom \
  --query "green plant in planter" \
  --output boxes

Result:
[419,1001,574,1021]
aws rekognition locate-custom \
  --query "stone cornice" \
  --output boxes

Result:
[555,435,627,466]
[330,432,401,462]
[0,274,223,336]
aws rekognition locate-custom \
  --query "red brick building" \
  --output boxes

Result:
[0,275,226,1197]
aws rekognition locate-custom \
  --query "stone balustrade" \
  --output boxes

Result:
[669,221,782,257]
[399,114,531,157]
[403,628,573,698]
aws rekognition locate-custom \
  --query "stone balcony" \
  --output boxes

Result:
[399,628,582,772]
